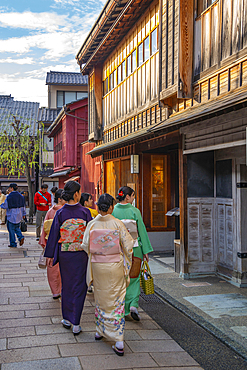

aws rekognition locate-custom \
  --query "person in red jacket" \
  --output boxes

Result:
[34,184,51,241]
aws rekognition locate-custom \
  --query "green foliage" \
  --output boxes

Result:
[0,114,43,178]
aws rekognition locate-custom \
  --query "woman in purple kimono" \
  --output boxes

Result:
[44,181,92,335]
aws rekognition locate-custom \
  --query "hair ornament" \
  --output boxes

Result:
[118,191,124,197]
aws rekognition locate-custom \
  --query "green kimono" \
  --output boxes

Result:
[112,203,153,315]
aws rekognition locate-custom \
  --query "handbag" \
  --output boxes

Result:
[20,220,27,232]
[38,249,47,269]
[140,260,154,295]
[129,255,142,278]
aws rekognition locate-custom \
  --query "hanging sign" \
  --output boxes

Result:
[131,155,139,173]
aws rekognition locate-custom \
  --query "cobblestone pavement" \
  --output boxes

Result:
[0,224,202,370]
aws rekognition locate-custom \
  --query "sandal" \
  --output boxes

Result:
[61,319,71,329]
[95,334,103,341]
[73,325,82,336]
[112,345,124,356]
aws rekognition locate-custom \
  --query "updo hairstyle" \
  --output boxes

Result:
[80,192,91,206]
[116,186,134,202]
[97,193,116,212]
[62,181,81,201]
[54,189,63,204]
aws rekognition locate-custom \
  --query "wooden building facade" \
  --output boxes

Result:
[76,0,247,286]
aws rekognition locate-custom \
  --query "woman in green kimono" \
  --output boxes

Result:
[112,186,153,321]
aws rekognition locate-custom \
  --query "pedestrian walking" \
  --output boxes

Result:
[82,193,134,356]
[39,189,65,299]
[80,192,98,294]
[0,189,6,225]
[50,186,58,206]
[44,181,92,335]
[80,193,98,218]
[0,183,26,248]
[112,186,153,321]
[34,184,51,241]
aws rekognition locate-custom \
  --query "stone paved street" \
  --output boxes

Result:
[0,224,203,370]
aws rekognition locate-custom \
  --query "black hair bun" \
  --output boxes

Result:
[61,191,72,201]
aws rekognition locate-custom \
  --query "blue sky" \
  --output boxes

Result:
[0,0,105,106]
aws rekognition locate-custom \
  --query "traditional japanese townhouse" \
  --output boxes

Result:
[48,98,88,187]
[77,0,247,286]
[38,71,88,189]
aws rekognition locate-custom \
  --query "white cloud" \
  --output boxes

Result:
[0,57,34,64]
[0,74,47,106]
[25,59,80,79]
[0,11,67,32]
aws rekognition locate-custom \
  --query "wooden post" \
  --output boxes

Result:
[179,134,188,276]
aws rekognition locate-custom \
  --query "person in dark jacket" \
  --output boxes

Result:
[0,183,26,248]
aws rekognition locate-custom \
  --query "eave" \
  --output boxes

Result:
[76,0,154,74]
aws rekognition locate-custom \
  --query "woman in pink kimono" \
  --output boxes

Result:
[82,193,134,356]
[39,189,65,299]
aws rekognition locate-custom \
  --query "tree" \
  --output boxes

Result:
[0,114,42,222]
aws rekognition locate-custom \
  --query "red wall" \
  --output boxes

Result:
[52,98,88,172]
[81,142,102,203]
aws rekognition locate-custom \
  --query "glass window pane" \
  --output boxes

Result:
[122,60,126,80]
[77,92,88,100]
[64,91,76,105]
[104,78,108,95]
[138,43,143,66]
[127,55,131,76]
[57,91,64,108]
[113,69,117,88]
[118,65,122,84]
[132,49,136,71]
[144,36,150,61]
[152,156,166,227]
[151,28,158,54]
[109,73,113,91]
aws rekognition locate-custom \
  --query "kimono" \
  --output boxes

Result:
[82,214,134,342]
[39,205,62,297]
[44,203,92,325]
[112,203,153,315]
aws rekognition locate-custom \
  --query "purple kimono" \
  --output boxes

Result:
[44,203,92,325]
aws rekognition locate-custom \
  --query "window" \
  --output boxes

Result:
[127,55,132,76]
[77,92,88,100]
[57,91,88,108]
[132,49,137,71]
[122,60,126,80]
[103,77,108,95]
[109,73,113,91]
[138,43,143,66]
[118,65,122,84]
[151,28,158,54]
[113,69,117,88]
[197,0,217,16]
[43,135,53,151]
[57,91,64,108]
[144,36,150,61]
[64,92,76,105]
[151,155,167,227]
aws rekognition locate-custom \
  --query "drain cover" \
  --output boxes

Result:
[140,291,163,303]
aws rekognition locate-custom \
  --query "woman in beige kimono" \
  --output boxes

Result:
[82,193,134,356]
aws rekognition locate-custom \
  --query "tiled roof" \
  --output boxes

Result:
[46,71,88,86]
[37,107,61,123]
[0,97,39,136]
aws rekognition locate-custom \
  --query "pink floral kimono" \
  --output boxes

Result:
[82,214,133,342]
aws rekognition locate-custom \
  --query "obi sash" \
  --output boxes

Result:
[121,219,139,247]
[89,229,121,263]
[59,218,87,251]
